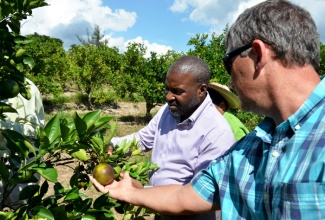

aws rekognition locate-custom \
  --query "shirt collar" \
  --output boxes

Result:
[180,93,212,125]
[287,77,325,133]
[255,77,325,143]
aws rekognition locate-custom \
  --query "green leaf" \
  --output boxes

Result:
[105,120,117,145]
[44,115,61,144]
[93,116,113,131]
[23,56,35,69]
[38,128,50,153]
[81,214,96,220]
[33,206,54,220]
[0,161,9,181]
[75,198,93,213]
[60,123,70,141]
[22,139,36,156]
[83,110,100,124]
[0,102,17,114]
[54,182,65,196]
[90,136,104,153]
[71,149,89,161]
[39,180,49,197]
[14,35,33,44]
[0,211,15,219]
[19,184,39,200]
[64,192,80,201]
[15,62,24,72]
[2,129,28,158]
[32,163,58,182]
[93,193,110,209]
[74,112,87,137]
[50,206,68,219]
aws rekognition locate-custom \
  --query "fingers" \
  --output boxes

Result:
[107,145,114,155]
[89,175,109,193]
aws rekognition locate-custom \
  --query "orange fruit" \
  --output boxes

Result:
[92,163,115,186]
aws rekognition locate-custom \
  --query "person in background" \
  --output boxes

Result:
[0,78,45,209]
[91,1,325,219]
[208,82,249,140]
[110,55,235,219]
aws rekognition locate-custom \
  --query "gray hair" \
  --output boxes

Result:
[168,56,210,84]
[226,0,320,72]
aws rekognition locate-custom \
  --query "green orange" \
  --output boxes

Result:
[92,163,115,185]
[0,79,20,99]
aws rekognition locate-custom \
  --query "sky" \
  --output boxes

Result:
[21,0,325,57]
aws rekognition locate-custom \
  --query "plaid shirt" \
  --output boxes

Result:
[191,77,325,219]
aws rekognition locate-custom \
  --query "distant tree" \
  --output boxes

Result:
[68,44,122,108]
[187,28,229,85]
[76,24,108,48]
[23,33,68,96]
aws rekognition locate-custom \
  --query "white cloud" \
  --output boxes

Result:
[21,0,137,50]
[170,0,325,43]
[125,37,172,58]
[102,35,172,58]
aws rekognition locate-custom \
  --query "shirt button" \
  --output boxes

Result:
[272,151,280,157]
[294,124,301,130]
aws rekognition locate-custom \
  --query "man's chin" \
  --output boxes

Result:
[168,108,180,118]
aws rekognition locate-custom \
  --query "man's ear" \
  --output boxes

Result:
[198,83,207,97]
[251,39,268,73]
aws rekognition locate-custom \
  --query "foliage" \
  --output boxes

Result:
[68,44,122,108]
[187,28,230,85]
[230,109,264,132]
[0,110,156,219]
[0,0,47,103]
[0,1,156,219]
[23,33,69,96]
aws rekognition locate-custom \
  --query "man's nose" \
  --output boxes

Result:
[165,91,175,102]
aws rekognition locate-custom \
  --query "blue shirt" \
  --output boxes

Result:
[112,94,235,186]
[191,78,325,219]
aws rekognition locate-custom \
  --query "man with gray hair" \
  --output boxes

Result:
[91,1,325,218]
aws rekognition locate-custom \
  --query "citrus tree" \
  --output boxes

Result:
[0,1,156,219]
[23,33,69,96]
[68,44,122,109]
[187,30,229,85]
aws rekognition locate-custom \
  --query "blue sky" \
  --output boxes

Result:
[21,0,325,57]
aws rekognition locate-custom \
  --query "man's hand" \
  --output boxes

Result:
[106,142,114,155]
[90,171,140,201]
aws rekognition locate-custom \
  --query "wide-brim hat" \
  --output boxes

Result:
[208,82,240,109]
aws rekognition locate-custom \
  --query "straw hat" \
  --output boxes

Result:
[208,82,240,109]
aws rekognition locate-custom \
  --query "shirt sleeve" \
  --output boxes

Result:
[111,104,165,151]
[0,79,45,138]
[191,157,226,206]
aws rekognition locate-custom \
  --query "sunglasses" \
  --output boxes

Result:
[222,42,252,75]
